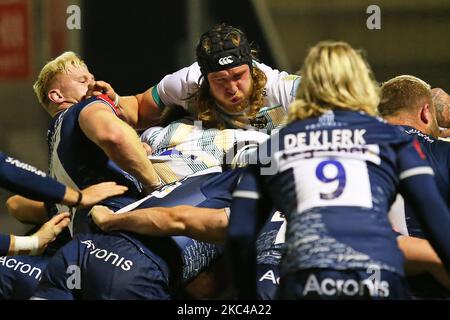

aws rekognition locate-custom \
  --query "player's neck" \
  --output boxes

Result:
[49,101,73,117]
[385,115,431,136]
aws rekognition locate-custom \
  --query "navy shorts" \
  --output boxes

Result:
[31,233,171,300]
[278,268,411,299]
[256,264,280,300]
[0,255,50,299]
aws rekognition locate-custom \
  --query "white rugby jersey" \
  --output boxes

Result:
[141,120,268,183]
[154,61,301,132]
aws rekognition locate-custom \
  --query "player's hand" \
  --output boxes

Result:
[439,128,450,139]
[80,182,128,208]
[142,142,153,156]
[87,80,117,102]
[89,205,115,231]
[35,212,71,253]
[429,257,450,290]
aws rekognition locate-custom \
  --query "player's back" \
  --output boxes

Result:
[261,110,414,277]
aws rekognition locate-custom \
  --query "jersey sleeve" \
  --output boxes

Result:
[226,165,272,298]
[0,152,66,203]
[0,233,11,256]
[397,138,450,273]
[155,62,202,110]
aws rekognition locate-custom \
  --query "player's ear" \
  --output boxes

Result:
[48,89,65,104]
[420,103,432,125]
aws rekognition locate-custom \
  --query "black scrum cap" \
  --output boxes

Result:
[196,24,253,76]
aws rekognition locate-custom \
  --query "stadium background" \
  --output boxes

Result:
[0,0,449,235]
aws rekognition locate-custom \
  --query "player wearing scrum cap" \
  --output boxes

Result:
[89,23,300,132]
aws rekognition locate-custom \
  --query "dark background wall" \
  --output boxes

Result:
[82,0,186,94]
[81,0,274,95]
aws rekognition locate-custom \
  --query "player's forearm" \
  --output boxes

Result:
[0,153,66,203]
[177,207,228,244]
[115,95,140,127]
[401,175,450,274]
[135,88,163,129]
[103,206,227,244]
[2,235,41,257]
[398,235,439,275]
[100,123,161,190]
[102,207,185,235]
[115,91,161,130]
[398,235,450,289]
[6,195,48,224]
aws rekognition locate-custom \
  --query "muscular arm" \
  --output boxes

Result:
[398,235,450,290]
[91,205,228,244]
[6,195,48,224]
[227,167,273,299]
[88,81,162,130]
[118,89,162,130]
[79,103,161,191]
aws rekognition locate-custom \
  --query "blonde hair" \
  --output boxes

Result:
[288,41,380,122]
[379,75,431,117]
[33,51,87,110]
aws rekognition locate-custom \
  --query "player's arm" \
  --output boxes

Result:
[6,195,48,224]
[0,152,127,207]
[0,212,70,256]
[79,103,162,192]
[87,81,162,130]
[0,152,66,203]
[90,205,228,244]
[227,166,273,299]
[398,140,450,274]
[398,235,450,289]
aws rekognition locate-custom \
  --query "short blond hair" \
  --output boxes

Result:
[288,41,380,122]
[33,51,87,109]
[379,75,431,117]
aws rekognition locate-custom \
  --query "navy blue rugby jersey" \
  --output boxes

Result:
[393,127,450,298]
[0,152,67,256]
[0,152,65,203]
[115,169,286,289]
[112,170,242,288]
[230,110,450,280]
[256,210,285,267]
[47,95,145,202]
[398,126,450,238]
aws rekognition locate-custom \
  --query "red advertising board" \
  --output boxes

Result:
[0,0,31,79]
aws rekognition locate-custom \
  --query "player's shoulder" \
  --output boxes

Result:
[72,95,118,118]
[356,113,413,141]
[427,137,450,160]
[255,61,299,84]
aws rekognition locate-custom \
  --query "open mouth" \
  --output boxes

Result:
[230,96,242,104]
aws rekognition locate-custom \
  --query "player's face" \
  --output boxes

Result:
[207,64,253,112]
[56,65,95,104]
